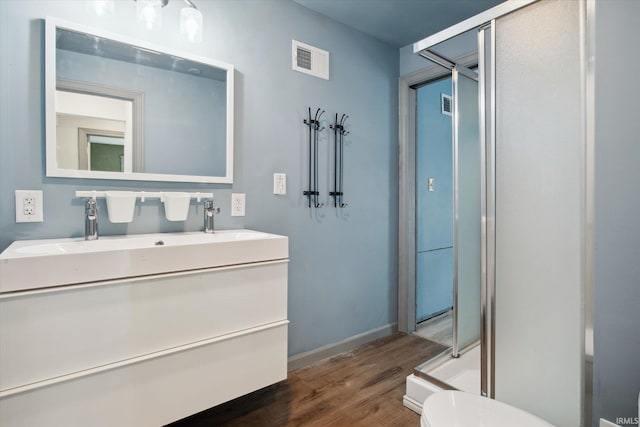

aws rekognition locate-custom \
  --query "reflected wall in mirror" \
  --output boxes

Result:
[45,18,234,184]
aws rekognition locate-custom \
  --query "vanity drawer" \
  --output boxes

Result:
[0,260,287,391]
[0,322,288,427]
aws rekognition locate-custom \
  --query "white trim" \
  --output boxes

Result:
[287,323,397,371]
[404,373,445,414]
[413,0,538,53]
[45,168,233,184]
[402,395,425,414]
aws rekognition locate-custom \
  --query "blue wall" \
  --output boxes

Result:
[0,0,399,357]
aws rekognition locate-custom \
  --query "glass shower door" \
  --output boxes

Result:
[452,65,481,356]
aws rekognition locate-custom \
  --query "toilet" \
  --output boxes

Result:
[421,391,554,427]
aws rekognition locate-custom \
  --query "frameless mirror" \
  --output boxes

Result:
[45,18,234,183]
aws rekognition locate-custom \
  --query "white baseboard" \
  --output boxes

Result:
[287,323,398,371]
[403,395,424,414]
[600,419,621,427]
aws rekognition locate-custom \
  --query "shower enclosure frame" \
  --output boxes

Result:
[398,0,556,398]
[399,1,594,424]
[413,52,481,360]
[398,50,477,346]
[401,30,491,397]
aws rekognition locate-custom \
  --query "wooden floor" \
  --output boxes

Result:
[414,310,453,348]
[170,333,447,427]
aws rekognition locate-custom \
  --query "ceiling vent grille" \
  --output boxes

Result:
[441,94,453,116]
[292,40,329,80]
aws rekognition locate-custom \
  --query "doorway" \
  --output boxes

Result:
[412,58,481,359]
[413,76,454,348]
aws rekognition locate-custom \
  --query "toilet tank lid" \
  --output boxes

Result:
[422,391,555,427]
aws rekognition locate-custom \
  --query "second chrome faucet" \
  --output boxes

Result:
[203,199,220,233]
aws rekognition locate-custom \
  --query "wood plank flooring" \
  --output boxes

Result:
[170,333,447,426]
[414,310,453,348]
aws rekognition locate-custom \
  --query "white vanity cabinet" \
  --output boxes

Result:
[0,230,288,426]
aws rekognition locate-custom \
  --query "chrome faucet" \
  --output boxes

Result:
[203,199,219,233]
[85,199,99,240]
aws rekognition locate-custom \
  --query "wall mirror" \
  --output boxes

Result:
[45,18,234,183]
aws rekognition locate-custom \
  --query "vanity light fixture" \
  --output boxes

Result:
[88,0,115,16]
[136,0,202,42]
[180,2,203,43]
[136,0,165,30]
[88,0,203,42]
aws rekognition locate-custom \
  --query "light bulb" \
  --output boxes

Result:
[87,0,114,16]
[137,0,163,30]
[180,7,203,43]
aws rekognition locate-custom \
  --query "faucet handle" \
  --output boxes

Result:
[204,199,220,213]
[86,198,98,215]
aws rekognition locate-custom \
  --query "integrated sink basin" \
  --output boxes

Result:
[0,230,288,293]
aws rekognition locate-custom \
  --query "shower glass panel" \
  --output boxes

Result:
[493,1,582,424]
[453,65,481,355]
[416,77,454,326]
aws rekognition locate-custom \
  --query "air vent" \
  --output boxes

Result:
[292,40,329,80]
[441,93,453,116]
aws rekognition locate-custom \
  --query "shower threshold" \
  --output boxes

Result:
[403,343,480,414]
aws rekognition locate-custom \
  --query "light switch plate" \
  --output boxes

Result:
[274,173,286,195]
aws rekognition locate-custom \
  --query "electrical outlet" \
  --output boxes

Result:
[274,173,286,195]
[231,193,245,217]
[15,190,43,223]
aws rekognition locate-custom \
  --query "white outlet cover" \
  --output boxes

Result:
[231,193,245,217]
[15,190,43,223]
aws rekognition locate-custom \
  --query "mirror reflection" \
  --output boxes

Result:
[56,89,133,172]
[46,19,234,183]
